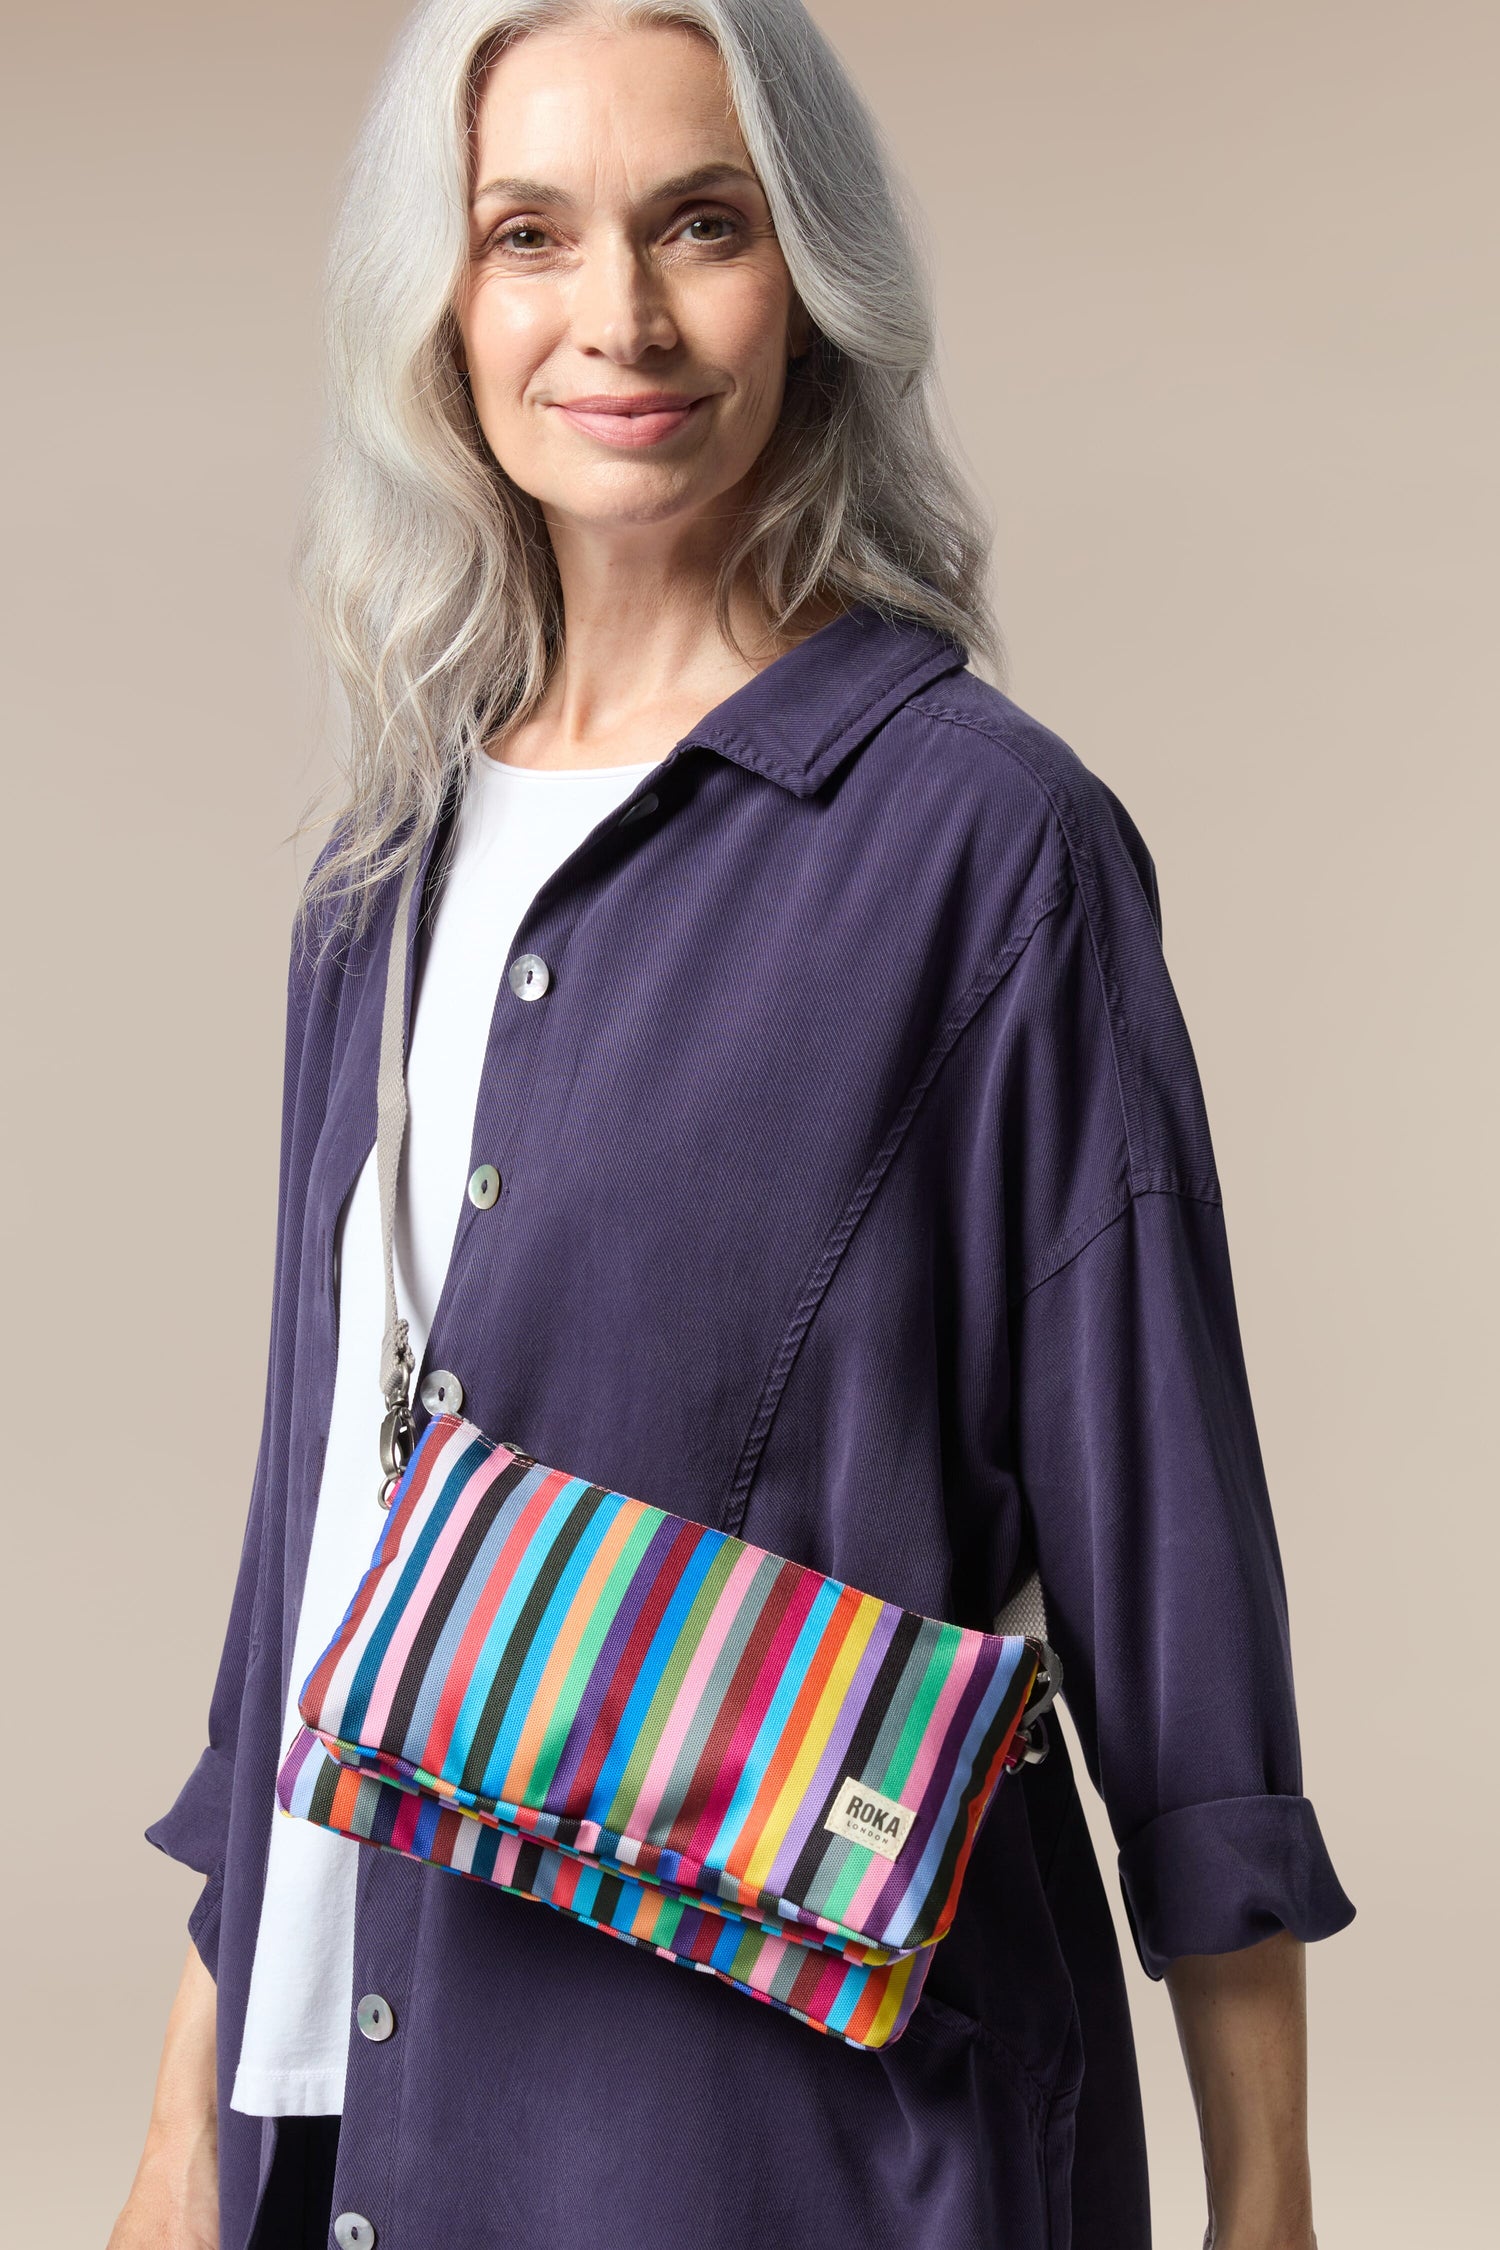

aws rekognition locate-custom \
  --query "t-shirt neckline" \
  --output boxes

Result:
[476,751,660,781]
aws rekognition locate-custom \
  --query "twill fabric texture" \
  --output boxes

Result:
[142,603,1354,2250]
[231,749,655,2113]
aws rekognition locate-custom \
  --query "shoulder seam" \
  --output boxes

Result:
[718,873,1075,1543]
[919,698,1159,1195]
[1013,1180,1224,1305]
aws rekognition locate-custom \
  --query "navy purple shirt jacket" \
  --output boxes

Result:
[144,602,1354,2250]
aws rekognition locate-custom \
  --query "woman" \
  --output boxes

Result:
[114,3,1354,2246]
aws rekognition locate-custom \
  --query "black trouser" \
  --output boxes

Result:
[248,2114,342,2249]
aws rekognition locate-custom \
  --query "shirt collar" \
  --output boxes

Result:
[676,600,970,797]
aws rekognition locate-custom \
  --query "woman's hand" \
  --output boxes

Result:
[1163,1929,1318,2250]
[107,1938,220,2248]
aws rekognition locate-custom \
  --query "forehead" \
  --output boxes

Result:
[471,21,750,186]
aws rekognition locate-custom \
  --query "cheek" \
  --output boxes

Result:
[464,283,558,408]
[694,270,796,406]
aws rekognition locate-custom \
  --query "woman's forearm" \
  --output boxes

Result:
[1163,1929,1317,2250]
[144,1939,219,2156]
[108,1938,221,2249]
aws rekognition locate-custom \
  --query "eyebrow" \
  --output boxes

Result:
[470,161,762,210]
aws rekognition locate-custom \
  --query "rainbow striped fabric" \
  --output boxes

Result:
[276,1412,1040,2049]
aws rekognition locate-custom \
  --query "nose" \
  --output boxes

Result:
[570,230,678,362]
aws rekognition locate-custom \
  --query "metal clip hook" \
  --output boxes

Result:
[1009,1641,1064,1770]
[377,1394,416,1511]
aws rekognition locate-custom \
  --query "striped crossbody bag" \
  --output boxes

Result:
[275,842,1060,2051]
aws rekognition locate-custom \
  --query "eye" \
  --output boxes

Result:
[677,210,740,245]
[484,220,552,256]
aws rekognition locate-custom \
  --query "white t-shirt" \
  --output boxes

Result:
[230,749,658,2117]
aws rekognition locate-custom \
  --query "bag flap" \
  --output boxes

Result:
[295,1413,1041,1957]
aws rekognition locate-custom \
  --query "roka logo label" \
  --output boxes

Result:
[823,1776,916,1861]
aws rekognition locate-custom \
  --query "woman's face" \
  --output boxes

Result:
[457,21,810,539]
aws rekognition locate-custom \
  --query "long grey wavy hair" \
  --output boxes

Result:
[291,0,1004,956]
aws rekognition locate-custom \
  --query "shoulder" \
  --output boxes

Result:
[286,808,407,1012]
[278,815,389,1099]
[898,666,1221,1206]
[287,828,351,1011]
[901,665,1163,942]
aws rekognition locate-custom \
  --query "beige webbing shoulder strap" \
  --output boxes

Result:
[373,846,425,1507]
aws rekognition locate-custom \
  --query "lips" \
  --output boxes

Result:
[551,392,709,449]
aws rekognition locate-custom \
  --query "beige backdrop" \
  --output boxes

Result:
[3,2,1493,2241]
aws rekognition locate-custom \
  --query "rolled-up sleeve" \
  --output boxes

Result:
[142,1438,271,1979]
[983,775,1355,1978]
[142,891,323,1980]
[1010,1185,1355,1976]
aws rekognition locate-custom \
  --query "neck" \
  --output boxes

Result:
[488,508,842,771]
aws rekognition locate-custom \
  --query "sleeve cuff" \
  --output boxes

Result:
[146,1746,236,1983]
[143,1742,235,1881]
[185,1864,225,1983]
[1118,1792,1356,1979]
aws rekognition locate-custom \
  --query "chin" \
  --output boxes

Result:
[539,467,738,531]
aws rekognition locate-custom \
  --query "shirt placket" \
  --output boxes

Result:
[323,756,679,2250]
[404,754,679,1456]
